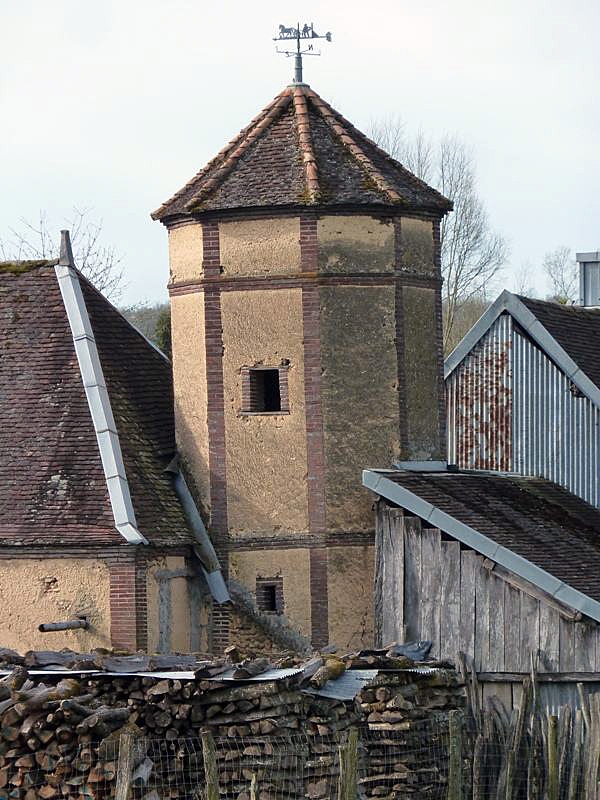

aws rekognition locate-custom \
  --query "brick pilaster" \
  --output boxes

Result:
[300,215,318,272]
[202,221,230,653]
[300,215,329,647]
[432,219,447,458]
[309,548,329,649]
[204,288,228,538]
[394,219,409,456]
[135,557,148,651]
[202,221,221,276]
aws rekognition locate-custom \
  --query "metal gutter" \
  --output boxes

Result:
[55,231,147,546]
[169,465,230,603]
[444,290,600,411]
[362,469,600,624]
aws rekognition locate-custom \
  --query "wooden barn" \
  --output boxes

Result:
[363,467,600,708]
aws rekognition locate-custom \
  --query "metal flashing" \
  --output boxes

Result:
[394,461,448,472]
[362,469,600,625]
[55,231,148,546]
[169,468,230,603]
[444,290,600,410]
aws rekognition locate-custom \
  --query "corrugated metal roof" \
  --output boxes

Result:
[303,669,380,700]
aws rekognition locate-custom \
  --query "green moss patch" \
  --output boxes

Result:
[0,259,57,274]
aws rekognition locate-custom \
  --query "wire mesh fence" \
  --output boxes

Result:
[4,699,600,800]
[0,715,452,800]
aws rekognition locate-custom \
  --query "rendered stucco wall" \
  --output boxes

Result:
[146,556,191,654]
[317,215,395,274]
[327,546,375,649]
[219,218,301,276]
[402,286,442,458]
[229,549,311,640]
[221,289,309,534]
[168,223,203,283]
[400,218,435,274]
[171,293,210,515]
[0,559,111,651]
[319,285,400,530]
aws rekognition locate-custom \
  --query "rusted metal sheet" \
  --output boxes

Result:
[447,313,512,470]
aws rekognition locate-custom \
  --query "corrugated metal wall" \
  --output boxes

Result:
[512,326,600,507]
[447,313,512,471]
[447,312,600,507]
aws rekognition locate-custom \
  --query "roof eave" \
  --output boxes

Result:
[362,469,600,624]
[156,200,451,228]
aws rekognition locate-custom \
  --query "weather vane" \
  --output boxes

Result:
[273,23,332,84]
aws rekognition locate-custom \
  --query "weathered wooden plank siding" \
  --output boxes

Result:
[420,529,441,658]
[403,517,422,643]
[376,503,599,672]
[374,504,404,646]
[440,540,461,661]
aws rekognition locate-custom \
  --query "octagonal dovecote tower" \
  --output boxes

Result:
[153,83,452,650]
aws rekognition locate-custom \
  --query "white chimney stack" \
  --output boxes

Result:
[577,251,600,307]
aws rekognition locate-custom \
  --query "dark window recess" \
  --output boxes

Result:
[254,369,281,412]
[241,366,290,414]
[256,577,284,614]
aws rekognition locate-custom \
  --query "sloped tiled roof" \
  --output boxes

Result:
[366,469,600,609]
[152,84,452,220]
[0,260,192,548]
[518,296,600,391]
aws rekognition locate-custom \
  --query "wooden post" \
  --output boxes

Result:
[201,731,219,800]
[568,709,583,800]
[249,772,258,800]
[115,733,135,800]
[448,710,462,800]
[337,728,359,800]
[547,715,559,800]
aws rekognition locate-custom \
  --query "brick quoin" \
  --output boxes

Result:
[202,222,230,653]
[108,560,138,651]
[301,215,329,647]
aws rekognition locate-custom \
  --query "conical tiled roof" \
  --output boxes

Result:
[152,85,452,221]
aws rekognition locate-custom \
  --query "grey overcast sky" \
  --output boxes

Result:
[2,0,599,305]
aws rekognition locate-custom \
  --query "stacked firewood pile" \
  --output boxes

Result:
[0,647,464,800]
[356,669,465,799]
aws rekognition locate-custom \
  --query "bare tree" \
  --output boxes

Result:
[444,294,490,355]
[0,208,125,300]
[369,119,508,347]
[513,260,536,298]
[543,245,577,304]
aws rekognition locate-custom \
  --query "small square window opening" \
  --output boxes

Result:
[241,366,290,414]
[256,577,284,614]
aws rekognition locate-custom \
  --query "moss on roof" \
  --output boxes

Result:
[0,259,58,275]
